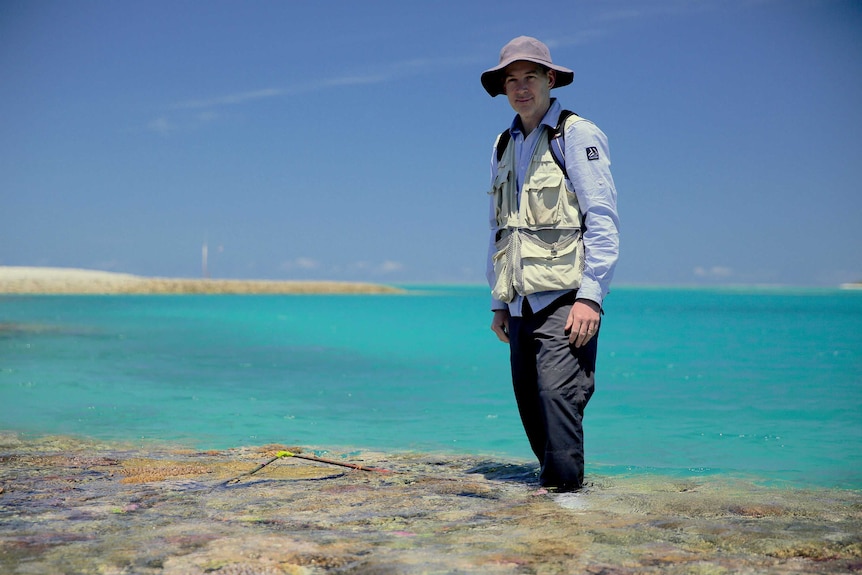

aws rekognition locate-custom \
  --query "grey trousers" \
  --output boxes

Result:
[508,293,597,489]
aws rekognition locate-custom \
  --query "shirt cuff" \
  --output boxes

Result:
[576,280,603,307]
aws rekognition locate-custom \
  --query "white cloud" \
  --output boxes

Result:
[169,76,386,114]
[145,111,216,136]
[281,257,319,271]
[694,266,734,279]
[143,52,484,137]
[346,260,404,275]
[197,110,219,123]
[546,30,608,49]
[321,74,388,88]
[174,88,286,110]
[164,53,481,116]
[297,258,319,269]
[379,260,403,273]
[147,117,175,136]
[593,8,645,22]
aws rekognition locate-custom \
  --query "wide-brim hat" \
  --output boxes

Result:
[481,36,574,97]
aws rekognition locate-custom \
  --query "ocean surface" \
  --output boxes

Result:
[2,285,860,490]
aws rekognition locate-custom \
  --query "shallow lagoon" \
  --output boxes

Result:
[2,287,861,489]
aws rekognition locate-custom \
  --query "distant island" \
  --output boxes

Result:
[0,267,403,295]
[840,282,862,290]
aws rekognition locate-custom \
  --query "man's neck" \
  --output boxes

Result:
[518,102,553,136]
[519,115,541,136]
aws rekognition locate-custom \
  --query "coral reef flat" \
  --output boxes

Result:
[1,433,860,574]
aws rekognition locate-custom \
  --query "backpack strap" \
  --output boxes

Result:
[495,129,511,164]
[495,109,578,169]
[548,109,577,173]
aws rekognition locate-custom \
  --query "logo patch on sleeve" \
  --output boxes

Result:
[586,147,600,161]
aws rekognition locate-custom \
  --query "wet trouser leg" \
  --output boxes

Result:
[508,294,597,489]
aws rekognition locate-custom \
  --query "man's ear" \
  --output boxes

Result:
[547,69,556,89]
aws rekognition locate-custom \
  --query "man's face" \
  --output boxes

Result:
[503,61,555,126]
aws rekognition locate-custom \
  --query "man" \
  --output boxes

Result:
[482,36,620,491]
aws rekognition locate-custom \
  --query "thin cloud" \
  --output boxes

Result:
[592,8,645,22]
[279,258,402,275]
[167,54,480,113]
[295,257,319,270]
[147,117,175,136]
[146,111,217,136]
[545,29,608,49]
[197,111,218,122]
[321,73,389,88]
[281,257,319,271]
[347,260,404,275]
[173,88,286,110]
[148,53,480,134]
[167,78,375,113]
[592,0,727,23]
[694,266,733,279]
[379,260,403,273]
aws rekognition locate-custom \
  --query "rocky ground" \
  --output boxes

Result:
[1,433,860,574]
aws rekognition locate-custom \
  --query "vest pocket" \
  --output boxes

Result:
[490,229,583,301]
[489,166,515,225]
[490,233,515,303]
[519,231,584,295]
[523,165,564,227]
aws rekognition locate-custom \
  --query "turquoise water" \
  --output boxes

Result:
[1,286,860,489]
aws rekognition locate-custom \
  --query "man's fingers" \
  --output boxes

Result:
[492,324,510,343]
[570,321,598,347]
[491,311,510,344]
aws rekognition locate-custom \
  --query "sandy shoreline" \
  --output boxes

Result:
[1,432,860,574]
[0,267,403,295]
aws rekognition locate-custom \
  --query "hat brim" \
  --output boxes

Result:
[481,58,574,97]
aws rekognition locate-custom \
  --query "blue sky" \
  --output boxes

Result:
[1,0,860,286]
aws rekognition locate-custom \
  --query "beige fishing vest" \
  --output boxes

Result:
[489,120,585,303]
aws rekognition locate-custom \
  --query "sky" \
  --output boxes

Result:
[1,0,861,287]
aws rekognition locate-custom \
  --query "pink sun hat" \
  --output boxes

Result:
[481,36,574,97]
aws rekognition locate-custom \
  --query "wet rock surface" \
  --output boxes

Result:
[1,433,860,574]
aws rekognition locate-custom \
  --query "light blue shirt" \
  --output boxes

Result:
[486,99,620,316]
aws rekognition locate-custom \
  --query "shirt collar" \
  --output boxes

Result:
[509,98,562,137]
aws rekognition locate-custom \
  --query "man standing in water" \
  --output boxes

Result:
[483,36,620,492]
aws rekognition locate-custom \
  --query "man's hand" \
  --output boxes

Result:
[491,309,511,343]
[566,299,601,347]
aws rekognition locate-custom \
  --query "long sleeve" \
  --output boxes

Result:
[563,120,620,305]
